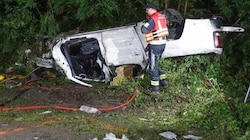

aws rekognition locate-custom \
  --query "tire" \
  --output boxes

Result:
[161,9,184,39]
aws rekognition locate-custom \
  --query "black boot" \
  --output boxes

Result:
[160,78,169,87]
[148,85,160,94]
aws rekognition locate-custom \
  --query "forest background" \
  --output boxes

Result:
[0,0,249,139]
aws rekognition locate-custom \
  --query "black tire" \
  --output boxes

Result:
[166,9,184,28]
[161,9,184,39]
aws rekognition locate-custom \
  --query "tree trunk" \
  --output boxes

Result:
[177,0,181,12]
[184,0,188,17]
[165,0,169,9]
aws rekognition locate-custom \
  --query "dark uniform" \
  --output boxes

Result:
[141,3,169,92]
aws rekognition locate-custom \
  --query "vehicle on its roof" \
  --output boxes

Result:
[36,9,244,87]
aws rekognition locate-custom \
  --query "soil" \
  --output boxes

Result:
[0,81,132,140]
[0,122,94,140]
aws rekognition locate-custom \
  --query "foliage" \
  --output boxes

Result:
[0,0,249,139]
[0,0,37,70]
[215,0,250,24]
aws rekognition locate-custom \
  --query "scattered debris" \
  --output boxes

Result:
[183,134,202,140]
[79,86,139,113]
[35,57,54,68]
[159,131,177,139]
[89,131,202,140]
[25,48,32,54]
[14,117,23,121]
[103,133,129,140]
[1,123,9,127]
[40,110,52,114]
[4,80,22,89]
[14,62,25,67]
[79,105,101,114]
[5,67,15,73]
[90,133,129,140]
[33,136,39,140]
[138,117,149,121]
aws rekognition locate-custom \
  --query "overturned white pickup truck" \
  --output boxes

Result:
[36,9,244,87]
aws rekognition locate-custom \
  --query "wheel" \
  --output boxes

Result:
[161,9,184,39]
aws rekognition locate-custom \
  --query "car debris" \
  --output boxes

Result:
[183,134,202,140]
[89,133,129,140]
[4,80,22,89]
[35,8,244,87]
[159,131,177,139]
[40,110,52,115]
[103,133,129,140]
[79,105,100,114]
[14,117,23,121]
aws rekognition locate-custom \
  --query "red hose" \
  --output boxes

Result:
[98,86,139,111]
[53,106,78,111]
[0,106,48,111]
[0,86,139,112]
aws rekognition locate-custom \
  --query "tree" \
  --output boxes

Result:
[0,0,38,70]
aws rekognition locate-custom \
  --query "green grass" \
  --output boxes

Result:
[0,56,250,140]
[0,85,249,139]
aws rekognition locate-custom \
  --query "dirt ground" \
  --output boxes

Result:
[0,81,133,140]
[0,122,95,140]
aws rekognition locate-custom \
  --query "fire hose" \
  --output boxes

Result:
[0,67,139,113]
[0,84,139,113]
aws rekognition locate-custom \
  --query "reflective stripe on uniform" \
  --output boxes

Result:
[160,74,166,80]
[151,80,159,86]
[150,52,156,70]
[146,28,169,42]
[144,22,150,28]
[146,28,169,38]
[149,39,167,45]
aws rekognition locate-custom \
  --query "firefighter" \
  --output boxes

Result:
[141,2,169,93]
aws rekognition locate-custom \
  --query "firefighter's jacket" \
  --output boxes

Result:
[141,12,169,45]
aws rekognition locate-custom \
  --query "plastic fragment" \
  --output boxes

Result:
[138,118,148,121]
[40,110,52,114]
[103,133,116,140]
[79,105,100,114]
[102,133,129,140]
[34,136,39,140]
[183,134,202,140]
[159,131,177,139]
[14,117,23,121]
[121,134,129,140]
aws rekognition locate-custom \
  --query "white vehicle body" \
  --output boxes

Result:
[36,9,244,87]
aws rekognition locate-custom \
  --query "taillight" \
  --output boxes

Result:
[213,32,222,48]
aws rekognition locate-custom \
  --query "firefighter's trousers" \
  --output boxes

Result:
[148,44,168,92]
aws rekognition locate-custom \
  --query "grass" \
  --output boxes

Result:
[1,81,234,140]
[0,57,250,140]
[0,80,249,139]
[0,90,216,135]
